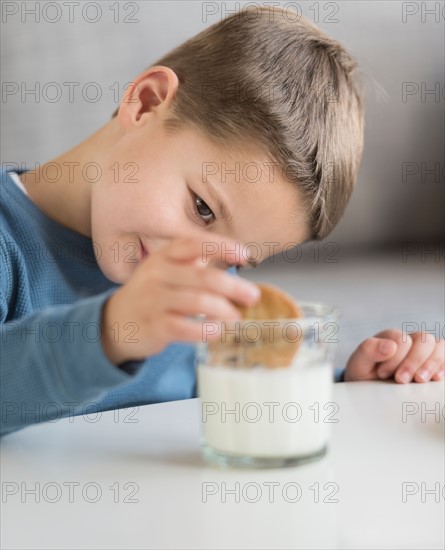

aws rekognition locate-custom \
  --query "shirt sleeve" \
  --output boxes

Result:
[0,288,144,437]
[334,367,346,383]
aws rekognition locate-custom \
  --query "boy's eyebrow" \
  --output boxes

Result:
[204,177,234,232]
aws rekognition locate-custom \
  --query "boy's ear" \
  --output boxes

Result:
[117,65,179,127]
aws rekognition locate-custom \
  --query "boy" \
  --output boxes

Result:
[1,6,443,437]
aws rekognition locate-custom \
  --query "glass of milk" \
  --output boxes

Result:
[195,301,340,468]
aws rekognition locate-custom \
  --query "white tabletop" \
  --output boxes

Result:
[1,381,444,550]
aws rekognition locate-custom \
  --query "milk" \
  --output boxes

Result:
[197,348,333,459]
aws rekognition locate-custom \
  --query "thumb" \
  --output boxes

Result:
[375,338,398,359]
[346,337,398,380]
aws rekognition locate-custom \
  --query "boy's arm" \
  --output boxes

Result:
[0,288,144,437]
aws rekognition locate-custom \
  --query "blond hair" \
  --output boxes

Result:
[112,6,365,241]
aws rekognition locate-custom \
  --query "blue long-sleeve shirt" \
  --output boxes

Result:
[1,167,344,437]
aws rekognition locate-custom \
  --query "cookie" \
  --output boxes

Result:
[237,283,302,321]
[208,283,303,369]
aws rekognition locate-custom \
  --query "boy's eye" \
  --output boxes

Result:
[193,193,215,225]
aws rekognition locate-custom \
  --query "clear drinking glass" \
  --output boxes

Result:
[195,301,340,468]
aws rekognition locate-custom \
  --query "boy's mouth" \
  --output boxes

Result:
[139,238,149,261]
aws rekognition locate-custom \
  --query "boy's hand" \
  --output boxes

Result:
[344,329,444,383]
[100,234,260,365]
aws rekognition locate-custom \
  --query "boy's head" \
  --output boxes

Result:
[94,6,364,283]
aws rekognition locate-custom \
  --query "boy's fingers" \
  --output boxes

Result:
[375,331,414,379]
[413,356,443,383]
[347,337,398,379]
[162,313,221,345]
[156,263,261,305]
[411,337,444,383]
[393,333,437,384]
[164,234,252,267]
[162,287,242,321]
[431,368,445,381]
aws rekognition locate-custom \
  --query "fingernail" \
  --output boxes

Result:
[437,371,444,380]
[399,371,411,383]
[417,369,429,382]
[379,340,394,354]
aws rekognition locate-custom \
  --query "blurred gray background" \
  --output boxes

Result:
[1,1,444,369]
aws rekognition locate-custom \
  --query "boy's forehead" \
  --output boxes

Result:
[177,125,270,169]
[196,142,286,189]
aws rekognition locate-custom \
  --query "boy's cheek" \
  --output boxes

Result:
[94,244,138,284]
